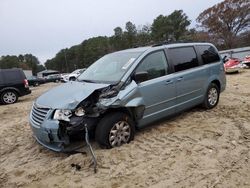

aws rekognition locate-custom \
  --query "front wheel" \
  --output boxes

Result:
[203,83,220,109]
[95,112,135,149]
[1,90,18,104]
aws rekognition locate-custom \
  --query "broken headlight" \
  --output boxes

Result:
[54,109,72,122]
[75,107,85,116]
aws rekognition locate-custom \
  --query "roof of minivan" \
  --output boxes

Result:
[116,42,214,54]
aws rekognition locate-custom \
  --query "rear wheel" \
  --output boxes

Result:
[1,90,18,104]
[203,83,220,109]
[95,112,135,149]
[69,77,76,81]
[34,82,39,86]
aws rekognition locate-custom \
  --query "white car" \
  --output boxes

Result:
[61,69,86,82]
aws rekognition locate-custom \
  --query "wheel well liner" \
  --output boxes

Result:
[101,107,143,122]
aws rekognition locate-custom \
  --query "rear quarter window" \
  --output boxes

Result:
[168,47,199,72]
[1,70,24,83]
[198,45,220,64]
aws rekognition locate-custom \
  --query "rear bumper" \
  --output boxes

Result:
[20,89,31,96]
[221,83,226,92]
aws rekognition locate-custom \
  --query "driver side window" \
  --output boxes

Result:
[136,50,168,81]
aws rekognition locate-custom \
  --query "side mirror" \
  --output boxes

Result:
[133,71,148,83]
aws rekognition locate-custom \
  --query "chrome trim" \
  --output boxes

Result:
[31,103,50,126]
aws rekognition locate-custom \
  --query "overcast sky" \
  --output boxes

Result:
[0,0,224,64]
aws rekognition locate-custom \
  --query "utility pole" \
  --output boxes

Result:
[64,49,69,73]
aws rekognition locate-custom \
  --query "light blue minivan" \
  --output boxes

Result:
[30,43,226,152]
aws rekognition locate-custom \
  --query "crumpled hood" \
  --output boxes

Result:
[36,81,109,109]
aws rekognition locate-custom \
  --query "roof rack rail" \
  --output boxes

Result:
[152,40,192,47]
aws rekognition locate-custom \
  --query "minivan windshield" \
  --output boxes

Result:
[78,51,142,83]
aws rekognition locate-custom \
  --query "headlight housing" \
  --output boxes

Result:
[75,107,85,116]
[53,109,72,121]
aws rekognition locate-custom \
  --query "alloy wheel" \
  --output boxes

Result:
[109,121,131,147]
[208,88,218,106]
[3,92,17,104]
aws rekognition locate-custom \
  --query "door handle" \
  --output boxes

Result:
[177,77,183,82]
[165,80,173,85]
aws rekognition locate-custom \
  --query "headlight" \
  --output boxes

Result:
[75,107,85,116]
[53,109,72,121]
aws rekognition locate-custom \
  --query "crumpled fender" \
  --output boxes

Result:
[98,81,145,119]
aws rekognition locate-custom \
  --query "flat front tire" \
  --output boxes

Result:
[1,90,18,104]
[95,112,135,149]
[203,83,220,109]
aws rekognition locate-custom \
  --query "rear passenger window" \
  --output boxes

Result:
[136,51,168,81]
[169,47,199,72]
[199,45,220,64]
[2,70,22,83]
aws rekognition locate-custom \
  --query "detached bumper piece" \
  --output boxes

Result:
[84,123,97,173]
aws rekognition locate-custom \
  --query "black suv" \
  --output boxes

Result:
[0,68,31,104]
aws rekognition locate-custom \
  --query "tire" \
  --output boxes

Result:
[1,90,18,104]
[203,83,220,109]
[69,77,76,81]
[95,112,135,149]
[34,82,39,87]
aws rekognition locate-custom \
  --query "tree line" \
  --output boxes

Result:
[1,0,249,74]
[0,54,45,74]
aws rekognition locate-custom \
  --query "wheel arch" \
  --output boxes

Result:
[211,79,221,92]
[0,87,20,96]
[100,106,144,123]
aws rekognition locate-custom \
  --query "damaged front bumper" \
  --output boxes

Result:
[29,111,95,152]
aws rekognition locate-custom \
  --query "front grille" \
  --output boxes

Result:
[31,103,50,126]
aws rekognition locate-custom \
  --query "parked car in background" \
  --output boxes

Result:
[27,76,46,86]
[59,73,68,82]
[61,69,86,82]
[44,74,61,83]
[0,68,31,104]
[30,42,226,152]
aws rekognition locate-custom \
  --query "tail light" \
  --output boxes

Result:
[23,79,29,88]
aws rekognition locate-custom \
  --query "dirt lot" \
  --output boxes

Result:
[1,70,250,188]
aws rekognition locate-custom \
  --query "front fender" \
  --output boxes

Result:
[98,81,145,120]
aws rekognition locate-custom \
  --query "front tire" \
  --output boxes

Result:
[95,112,135,149]
[1,90,18,104]
[203,83,220,109]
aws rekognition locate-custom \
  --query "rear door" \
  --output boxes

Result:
[134,50,176,127]
[167,46,205,112]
